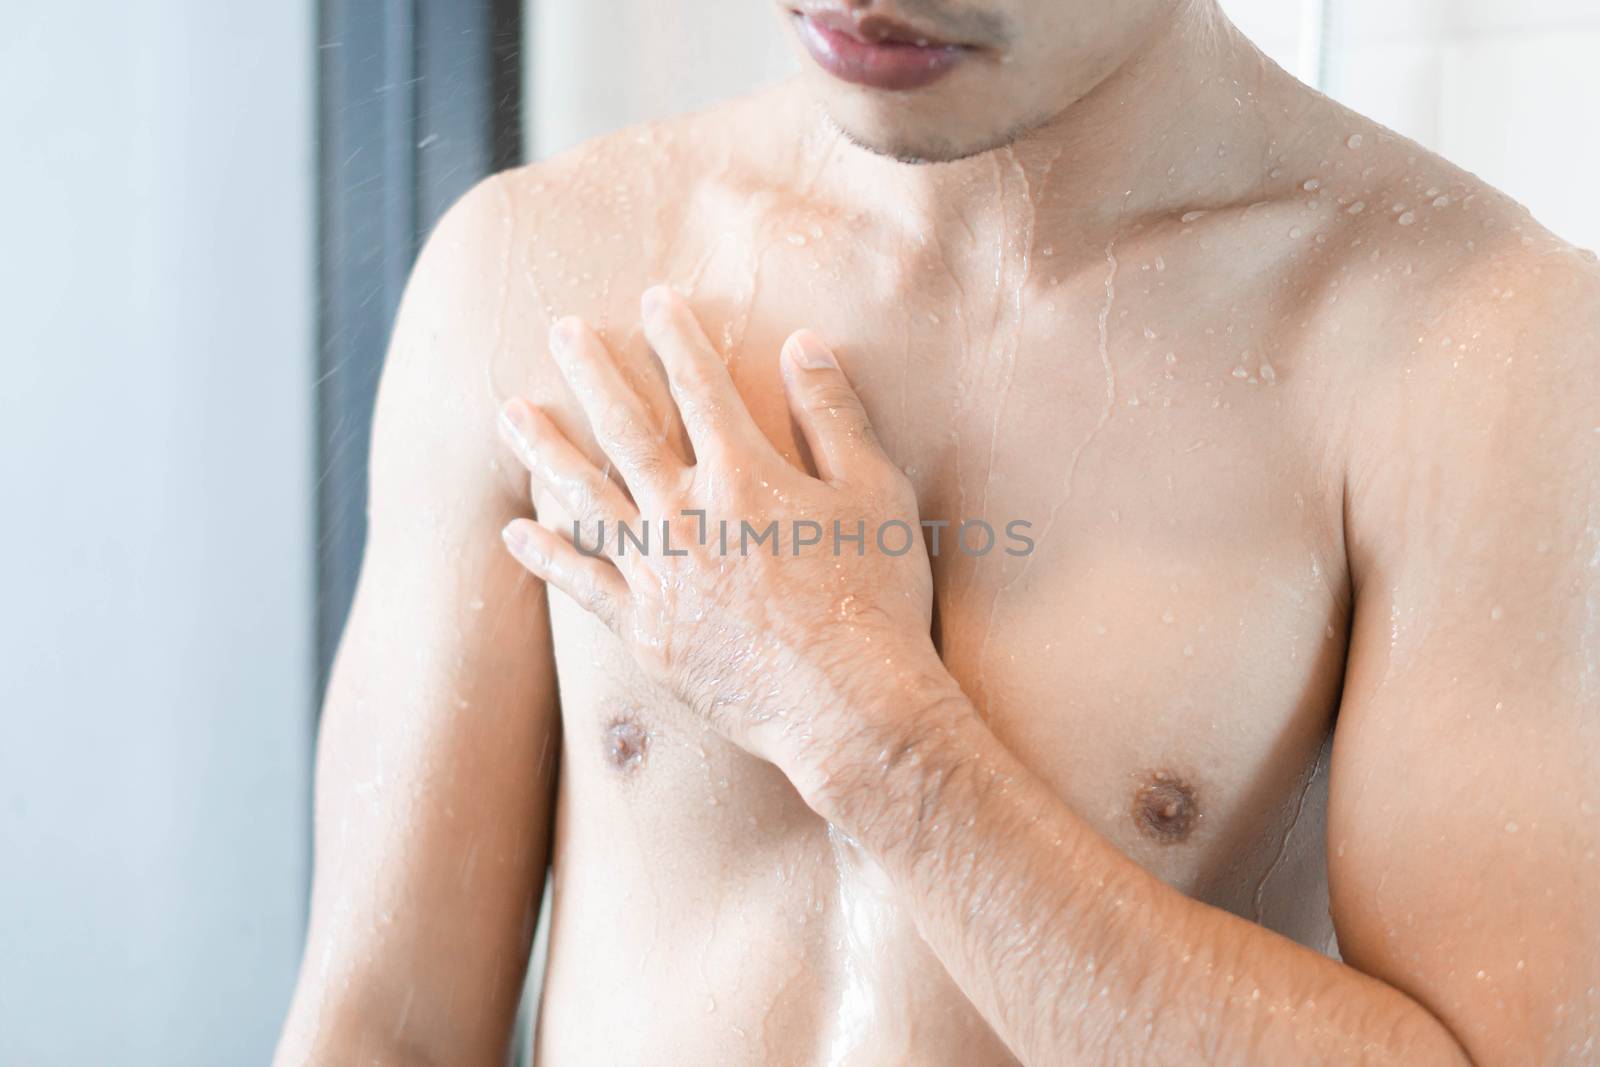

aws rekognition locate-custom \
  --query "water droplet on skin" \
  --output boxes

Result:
[786,232,807,246]
[1347,201,1367,215]
[1433,195,1451,208]
[1289,227,1303,239]
[1259,362,1277,383]
[1154,255,1166,271]
[1302,179,1321,192]
[1181,210,1207,224]
[1398,212,1417,226]
[1347,133,1364,149]
[1491,605,1504,621]
[1231,366,1249,379]
[1505,821,1519,834]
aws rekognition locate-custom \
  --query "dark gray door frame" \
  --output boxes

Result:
[315,0,524,698]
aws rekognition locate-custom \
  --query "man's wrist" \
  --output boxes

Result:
[781,646,983,842]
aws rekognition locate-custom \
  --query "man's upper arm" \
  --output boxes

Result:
[1330,248,1600,1063]
[278,174,559,1066]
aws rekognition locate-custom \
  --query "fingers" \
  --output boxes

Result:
[499,397,644,581]
[779,330,890,484]
[640,286,767,461]
[548,316,684,500]
[501,518,626,629]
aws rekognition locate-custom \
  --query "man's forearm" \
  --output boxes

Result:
[805,694,1472,1067]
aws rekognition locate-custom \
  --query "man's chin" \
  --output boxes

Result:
[819,105,1037,166]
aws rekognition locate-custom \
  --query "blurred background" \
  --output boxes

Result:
[2,0,1596,1063]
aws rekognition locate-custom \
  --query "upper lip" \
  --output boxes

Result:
[793,7,964,49]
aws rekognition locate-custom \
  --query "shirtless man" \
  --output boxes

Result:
[275,0,1600,1063]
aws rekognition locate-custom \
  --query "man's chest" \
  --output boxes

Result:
[708,259,1346,772]
[535,234,1351,933]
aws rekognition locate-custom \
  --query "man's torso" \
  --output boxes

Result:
[484,82,1536,1065]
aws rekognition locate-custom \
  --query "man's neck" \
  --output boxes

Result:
[806,6,1308,259]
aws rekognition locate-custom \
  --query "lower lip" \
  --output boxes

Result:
[794,15,966,91]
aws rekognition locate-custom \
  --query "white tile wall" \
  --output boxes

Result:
[1332,39,1445,146]
[1326,0,1600,251]
[527,0,797,157]
[1451,0,1600,35]
[1438,29,1600,251]
[1337,0,1451,45]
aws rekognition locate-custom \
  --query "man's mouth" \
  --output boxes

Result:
[790,8,971,91]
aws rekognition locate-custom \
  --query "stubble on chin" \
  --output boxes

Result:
[813,97,1057,166]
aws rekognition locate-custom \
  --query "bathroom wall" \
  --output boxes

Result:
[1330,0,1600,251]
[0,4,314,1065]
[527,0,798,157]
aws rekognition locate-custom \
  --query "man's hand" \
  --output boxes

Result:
[497,286,955,792]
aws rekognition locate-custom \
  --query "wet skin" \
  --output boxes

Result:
[277,9,1600,1067]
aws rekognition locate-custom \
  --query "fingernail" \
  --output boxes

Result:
[502,520,545,565]
[501,520,527,554]
[641,285,670,319]
[498,403,538,468]
[549,316,580,357]
[786,331,838,371]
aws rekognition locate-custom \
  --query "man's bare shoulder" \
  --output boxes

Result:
[1354,176,1596,396]
[378,82,803,447]
[498,83,803,271]
[374,89,788,495]
[1279,107,1600,401]
[1310,125,1600,560]
[414,84,806,394]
